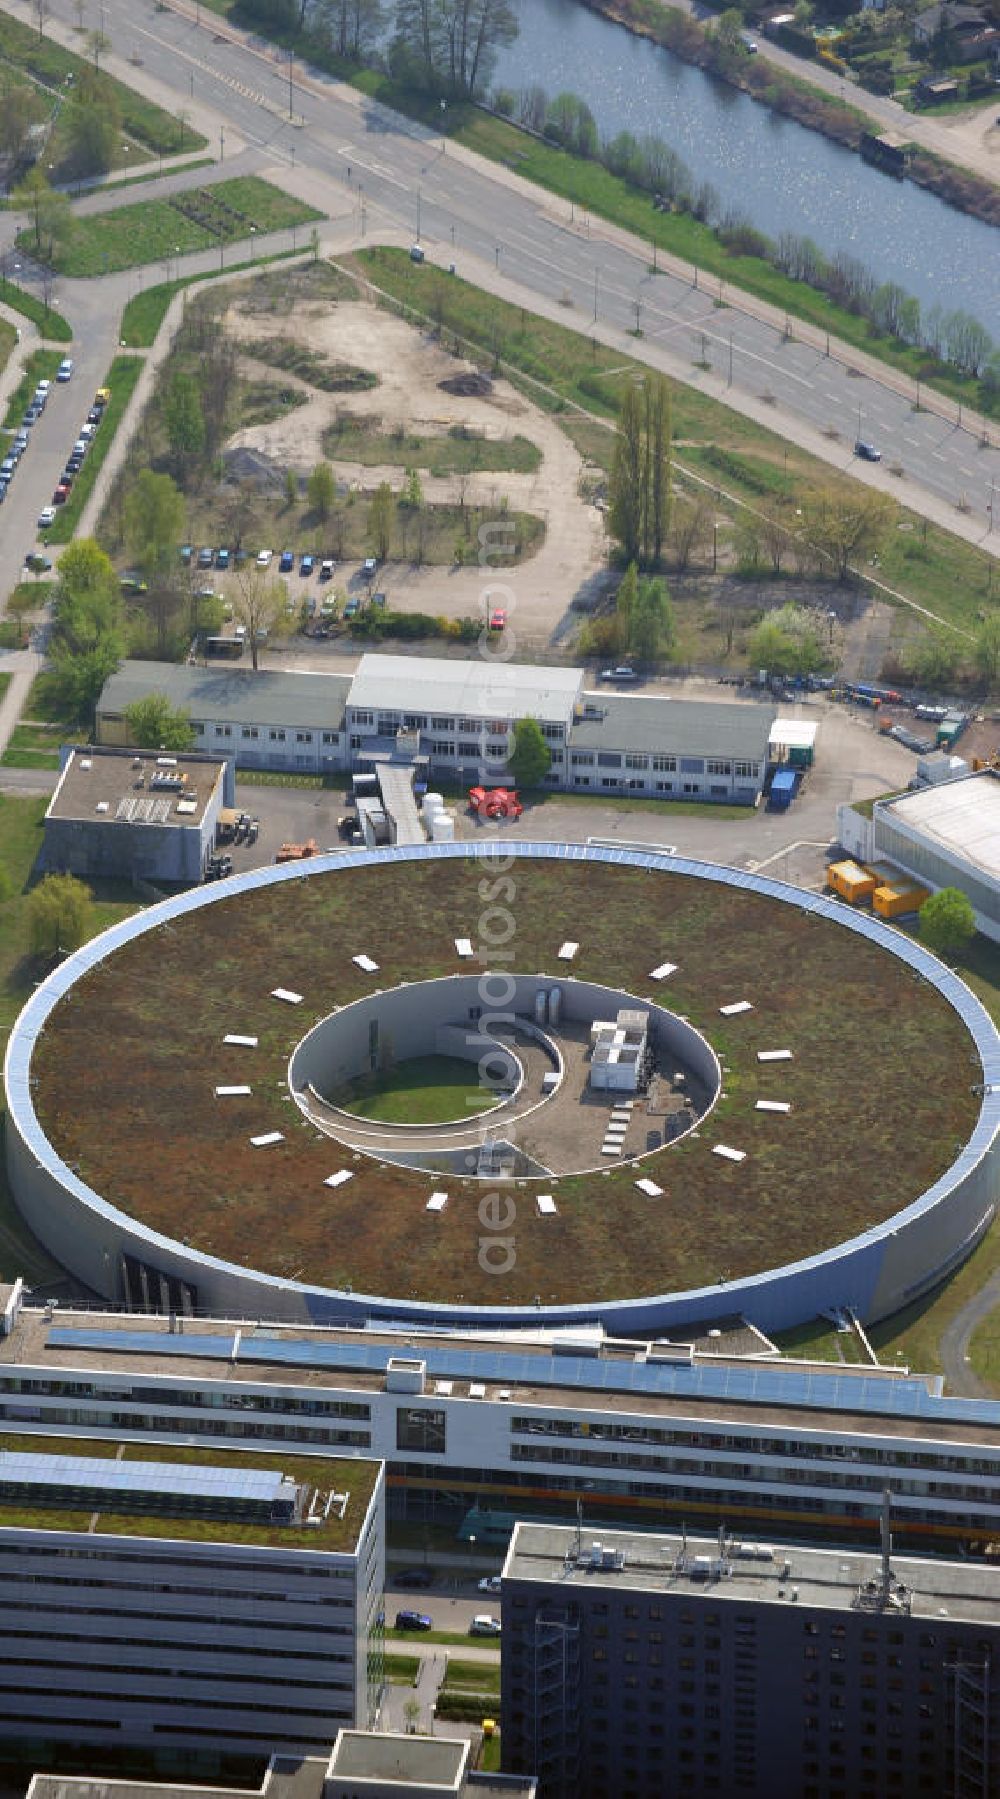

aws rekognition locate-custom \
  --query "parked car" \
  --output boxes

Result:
[120,573,149,595]
[372,591,387,608]
[854,440,881,462]
[37,505,57,529]
[478,1575,502,1594]
[488,609,507,631]
[279,550,294,573]
[215,547,230,571]
[256,548,273,568]
[25,553,52,574]
[319,558,335,581]
[394,1568,435,1589]
[0,458,16,480]
[300,553,315,577]
[469,1615,501,1637]
[51,485,70,505]
[94,386,111,407]
[197,547,214,569]
[36,378,52,396]
[394,1610,432,1631]
[362,556,378,578]
[56,358,74,382]
[86,406,102,426]
[599,665,639,684]
[409,243,425,263]
[79,422,97,441]
[344,597,360,618]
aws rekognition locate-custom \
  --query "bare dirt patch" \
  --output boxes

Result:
[224,296,606,642]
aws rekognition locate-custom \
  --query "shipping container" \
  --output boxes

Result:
[872,883,931,920]
[827,860,877,904]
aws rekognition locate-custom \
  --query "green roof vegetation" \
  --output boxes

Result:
[0,1431,378,1552]
[30,855,979,1309]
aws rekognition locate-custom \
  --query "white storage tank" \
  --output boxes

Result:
[422,791,443,816]
[549,985,563,1026]
[535,987,548,1025]
[431,811,455,842]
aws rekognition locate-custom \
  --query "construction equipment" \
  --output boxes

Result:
[274,838,318,863]
[468,786,524,822]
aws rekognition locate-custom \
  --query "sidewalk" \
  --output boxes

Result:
[0,649,43,759]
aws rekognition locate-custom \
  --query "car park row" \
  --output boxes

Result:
[1,360,73,515]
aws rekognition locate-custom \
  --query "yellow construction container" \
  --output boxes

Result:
[827,860,877,904]
[872,883,931,920]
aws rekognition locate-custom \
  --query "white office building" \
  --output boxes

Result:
[0,1424,384,1773]
[95,657,776,806]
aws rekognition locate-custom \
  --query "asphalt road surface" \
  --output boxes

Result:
[1,0,996,593]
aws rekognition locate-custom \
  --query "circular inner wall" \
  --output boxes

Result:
[289,973,720,1178]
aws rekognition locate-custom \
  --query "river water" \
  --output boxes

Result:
[491,0,998,325]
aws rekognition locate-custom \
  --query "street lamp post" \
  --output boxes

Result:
[250,226,257,263]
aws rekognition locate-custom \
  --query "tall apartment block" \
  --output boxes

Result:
[500,1515,999,1799]
[0,1433,384,1779]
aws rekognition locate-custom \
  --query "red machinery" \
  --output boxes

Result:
[468,786,523,822]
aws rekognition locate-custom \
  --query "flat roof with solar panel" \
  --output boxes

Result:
[0,1433,379,1550]
[4,843,996,1337]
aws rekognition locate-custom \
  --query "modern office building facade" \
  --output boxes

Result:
[95,657,775,804]
[500,1520,1000,1799]
[2,1293,1000,1554]
[0,1425,385,1775]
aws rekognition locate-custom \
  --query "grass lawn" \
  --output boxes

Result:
[2,349,63,431]
[46,355,144,545]
[24,179,322,277]
[0,274,72,342]
[119,248,310,347]
[384,1653,420,1684]
[242,334,376,394]
[356,248,997,640]
[386,1628,491,1648]
[771,1317,866,1363]
[336,1054,498,1124]
[322,417,541,476]
[0,723,64,770]
[0,10,205,156]
[0,315,15,386]
[445,1658,502,1695]
[0,673,9,707]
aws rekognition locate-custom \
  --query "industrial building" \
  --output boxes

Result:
[837,768,1000,941]
[41,746,233,886]
[95,656,776,805]
[0,1421,384,1774]
[499,1518,1000,1798]
[3,1289,1000,1554]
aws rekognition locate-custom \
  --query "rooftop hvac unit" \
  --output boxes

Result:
[535,988,548,1025]
[549,985,562,1026]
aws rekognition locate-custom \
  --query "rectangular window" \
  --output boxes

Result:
[322,732,338,745]
[296,731,313,744]
[734,760,757,779]
[625,754,649,770]
[431,716,452,731]
[403,715,427,730]
[571,752,595,767]
[353,710,374,727]
[458,718,479,734]
[597,753,622,769]
[680,757,704,774]
[396,1407,447,1454]
[707,759,732,776]
[652,755,676,772]
[215,725,232,739]
[458,741,479,758]
[269,728,286,742]
[241,726,258,740]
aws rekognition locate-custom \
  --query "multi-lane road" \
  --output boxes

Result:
[1,0,997,596]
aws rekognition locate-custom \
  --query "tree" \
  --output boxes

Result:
[307,461,336,521]
[630,575,676,667]
[392,0,518,97]
[28,874,93,959]
[230,565,294,671]
[163,373,205,471]
[124,694,196,751]
[800,487,896,582]
[48,539,125,723]
[748,604,826,677]
[507,716,551,788]
[919,887,976,960]
[974,616,1000,688]
[0,82,45,164]
[367,481,396,560]
[64,69,120,175]
[669,493,712,572]
[403,467,424,509]
[608,376,671,568]
[125,471,185,582]
[13,167,71,263]
[615,561,638,653]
